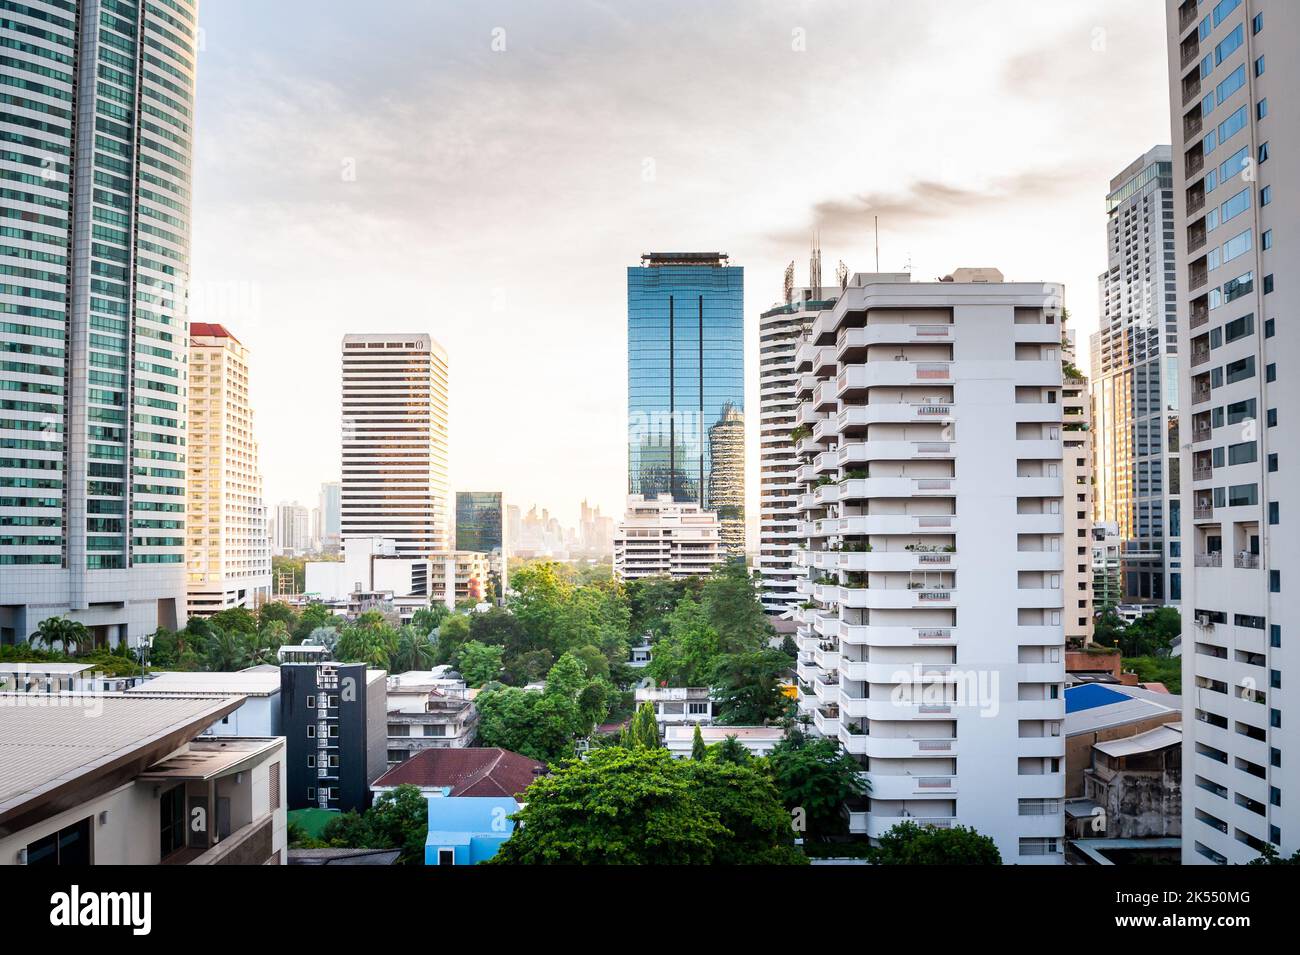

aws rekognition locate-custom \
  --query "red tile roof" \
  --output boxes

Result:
[190,322,238,342]
[372,747,545,798]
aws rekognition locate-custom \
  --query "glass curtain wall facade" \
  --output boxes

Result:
[627,253,744,556]
[0,0,199,647]
[1090,147,1182,604]
[455,491,504,553]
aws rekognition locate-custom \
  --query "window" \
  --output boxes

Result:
[1265,318,1275,338]
[1268,453,1278,472]
[1217,106,1248,145]
[1261,185,1272,206]
[1223,271,1253,303]
[1268,502,1279,525]
[328,724,339,738]
[1215,64,1246,105]
[307,787,316,801]
[1262,229,1272,250]
[306,696,315,709]
[1221,188,1250,223]
[160,786,185,858]
[1257,98,1268,120]
[27,817,93,866]
[1213,0,1242,29]
[1214,23,1243,64]
[1225,356,1254,384]
[1267,408,1277,428]
[1219,146,1249,185]
[1224,313,1253,342]
[307,725,315,738]
[1263,274,1273,294]
[1228,484,1258,507]
[1252,12,1263,33]
[1254,55,1265,77]
[1222,229,1252,263]
[1228,441,1257,465]
[687,702,709,715]
[269,762,280,811]
[307,754,315,768]
[1267,363,1276,383]
[1270,571,1280,594]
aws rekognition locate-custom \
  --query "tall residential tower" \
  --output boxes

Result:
[792,270,1068,864]
[0,0,200,647]
[185,324,271,616]
[1166,0,1297,865]
[1090,147,1182,606]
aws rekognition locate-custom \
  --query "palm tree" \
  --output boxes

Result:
[391,626,434,673]
[30,616,90,655]
[206,628,249,671]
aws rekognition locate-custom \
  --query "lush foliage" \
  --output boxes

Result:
[870,821,1002,865]
[474,652,614,761]
[767,731,867,841]
[490,747,804,865]
[292,784,429,864]
[1122,654,1182,694]
[1094,607,1181,658]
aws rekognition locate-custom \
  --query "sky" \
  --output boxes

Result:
[187,0,1172,534]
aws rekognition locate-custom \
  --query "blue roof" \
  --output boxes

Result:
[1065,683,1128,713]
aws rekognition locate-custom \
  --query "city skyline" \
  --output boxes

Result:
[187,0,1169,526]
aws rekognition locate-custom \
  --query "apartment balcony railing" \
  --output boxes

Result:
[1190,305,1210,329]
[1195,553,1223,568]
[1187,188,1205,213]
[1190,348,1211,367]
[1178,1,1198,33]
[1183,111,1202,138]
[1193,466,1214,481]
[1192,386,1211,405]
[1234,553,1260,569]
[1194,506,1214,520]
[1192,425,1212,442]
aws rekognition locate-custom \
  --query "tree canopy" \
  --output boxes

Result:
[870,821,1002,865]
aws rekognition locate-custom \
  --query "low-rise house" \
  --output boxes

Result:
[127,670,281,737]
[0,662,142,694]
[385,669,479,764]
[370,747,546,865]
[0,693,287,865]
[635,686,713,726]
[1070,723,1182,841]
[664,725,787,759]
[628,638,652,668]
[1064,683,1182,798]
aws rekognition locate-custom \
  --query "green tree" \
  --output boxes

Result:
[700,561,772,654]
[293,603,337,643]
[433,613,471,666]
[30,616,92,655]
[410,604,450,637]
[364,784,431,864]
[691,724,707,761]
[209,606,257,636]
[456,640,505,687]
[490,748,727,864]
[492,747,804,865]
[708,735,752,766]
[711,648,793,725]
[645,594,718,687]
[767,731,867,841]
[257,601,299,632]
[1248,845,1300,865]
[336,610,398,669]
[622,701,661,749]
[205,627,250,671]
[390,625,435,673]
[871,822,1001,865]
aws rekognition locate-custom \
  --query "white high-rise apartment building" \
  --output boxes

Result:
[614,494,723,580]
[792,269,1067,864]
[1091,147,1182,606]
[1166,0,1296,864]
[757,286,836,615]
[273,502,310,556]
[341,334,450,559]
[0,1,200,649]
[1062,330,1095,645]
[185,325,271,616]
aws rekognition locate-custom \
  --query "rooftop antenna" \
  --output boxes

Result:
[809,234,822,295]
[903,253,913,274]
[874,216,880,272]
[783,261,795,305]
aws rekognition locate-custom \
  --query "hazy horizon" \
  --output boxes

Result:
[188,0,1171,532]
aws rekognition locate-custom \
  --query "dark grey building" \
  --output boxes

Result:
[280,662,387,812]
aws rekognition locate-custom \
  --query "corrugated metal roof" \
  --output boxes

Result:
[1094,724,1182,758]
[0,693,240,811]
[127,670,280,697]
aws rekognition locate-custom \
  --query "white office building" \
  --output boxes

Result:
[0,1,200,649]
[1166,0,1296,864]
[272,502,311,557]
[341,334,450,559]
[186,325,272,616]
[791,269,1068,864]
[614,494,724,580]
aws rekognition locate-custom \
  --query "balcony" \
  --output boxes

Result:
[1195,552,1223,568]
[1193,465,1213,481]
[1234,553,1260,569]
[1190,348,1211,367]
[1193,506,1214,521]
[864,815,956,839]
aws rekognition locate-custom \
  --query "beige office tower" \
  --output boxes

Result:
[186,325,272,616]
[340,335,450,558]
[1167,0,1297,864]
[1062,326,1095,645]
[708,402,746,557]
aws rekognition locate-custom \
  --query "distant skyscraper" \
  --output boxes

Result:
[0,1,200,648]
[455,491,504,553]
[274,503,311,556]
[1165,0,1296,865]
[627,252,744,556]
[186,324,272,616]
[1090,146,1181,605]
[340,334,450,559]
[318,481,342,552]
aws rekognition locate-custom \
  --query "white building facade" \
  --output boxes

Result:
[614,494,724,580]
[0,0,200,649]
[1166,0,1297,864]
[341,334,450,559]
[186,325,272,616]
[791,270,1068,864]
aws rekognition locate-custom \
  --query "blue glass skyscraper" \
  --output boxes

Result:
[627,253,744,554]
